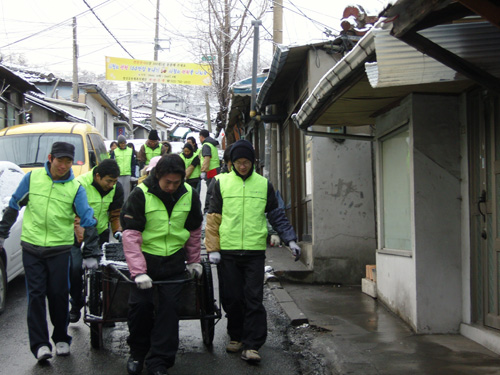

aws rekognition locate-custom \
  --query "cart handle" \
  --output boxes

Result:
[107,263,194,285]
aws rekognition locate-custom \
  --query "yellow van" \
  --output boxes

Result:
[0,122,109,176]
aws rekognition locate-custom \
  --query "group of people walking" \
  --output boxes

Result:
[0,130,301,375]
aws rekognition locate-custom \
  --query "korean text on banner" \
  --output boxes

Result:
[105,57,212,86]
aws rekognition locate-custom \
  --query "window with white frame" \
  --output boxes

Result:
[380,127,412,251]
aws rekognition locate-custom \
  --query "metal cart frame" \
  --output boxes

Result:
[83,243,221,349]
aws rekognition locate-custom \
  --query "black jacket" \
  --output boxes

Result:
[208,168,297,249]
[120,173,203,233]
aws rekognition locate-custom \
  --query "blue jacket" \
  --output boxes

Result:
[0,161,97,257]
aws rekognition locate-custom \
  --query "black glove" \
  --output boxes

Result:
[82,226,101,259]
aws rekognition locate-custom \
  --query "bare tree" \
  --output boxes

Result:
[183,0,268,146]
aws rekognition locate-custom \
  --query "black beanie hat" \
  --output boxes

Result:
[230,140,255,163]
[148,129,160,141]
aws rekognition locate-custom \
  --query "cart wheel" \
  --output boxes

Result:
[88,270,102,349]
[200,261,216,346]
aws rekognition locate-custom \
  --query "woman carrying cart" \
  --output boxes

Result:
[120,154,203,375]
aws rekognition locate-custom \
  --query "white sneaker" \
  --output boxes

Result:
[241,349,261,362]
[55,342,70,356]
[36,346,52,362]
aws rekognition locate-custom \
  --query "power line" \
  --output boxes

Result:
[0,0,114,49]
[275,0,340,34]
[238,0,273,38]
[82,0,135,59]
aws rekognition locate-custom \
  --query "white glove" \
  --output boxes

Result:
[186,263,203,278]
[208,252,221,264]
[200,172,207,180]
[288,241,301,261]
[135,274,153,289]
[113,231,122,242]
[82,257,99,270]
[270,234,280,247]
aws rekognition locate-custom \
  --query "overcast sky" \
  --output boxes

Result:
[0,0,387,78]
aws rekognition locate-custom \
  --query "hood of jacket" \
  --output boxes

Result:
[203,136,219,147]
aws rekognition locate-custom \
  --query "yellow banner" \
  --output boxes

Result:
[105,56,212,86]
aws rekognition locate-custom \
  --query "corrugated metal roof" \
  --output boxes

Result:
[367,21,500,88]
[291,30,376,128]
[293,19,500,129]
[230,73,267,96]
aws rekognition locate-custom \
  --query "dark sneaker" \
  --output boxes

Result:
[241,349,261,363]
[127,356,144,375]
[69,309,81,323]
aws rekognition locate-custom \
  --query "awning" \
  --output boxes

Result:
[366,21,500,88]
[292,19,500,130]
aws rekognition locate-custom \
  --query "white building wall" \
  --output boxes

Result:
[311,137,376,284]
[412,94,462,333]
[375,94,462,333]
[375,96,417,329]
[84,95,114,137]
[376,254,417,329]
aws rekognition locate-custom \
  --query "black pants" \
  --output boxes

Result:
[127,274,184,372]
[218,252,267,350]
[23,250,72,356]
[70,230,109,311]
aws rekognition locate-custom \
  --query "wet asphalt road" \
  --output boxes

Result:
[0,267,306,375]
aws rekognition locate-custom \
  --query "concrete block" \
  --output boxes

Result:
[362,278,377,298]
[280,301,309,326]
[272,287,294,303]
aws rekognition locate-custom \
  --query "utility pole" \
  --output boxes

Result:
[205,91,212,133]
[72,17,79,103]
[269,0,283,187]
[127,81,133,136]
[151,0,160,130]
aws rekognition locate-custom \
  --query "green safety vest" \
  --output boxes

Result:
[114,147,133,176]
[145,144,162,165]
[180,150,201,179]
[138,183,192,256]
[21,168,80,247]
[201,142,220,171]
[219,171,268,250]
[77,169,116,234]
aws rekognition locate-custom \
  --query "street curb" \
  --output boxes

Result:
[267,280,309,326]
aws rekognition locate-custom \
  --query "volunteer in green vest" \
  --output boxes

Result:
[121,154,203,375]
[186,136,202,194]
[180,142,201,190]
[137,129,168,170]
[205,140,301,364]
[69,159,124,323]
[199,129,220,212]
[111,135,137,201]
[0,142,99,362]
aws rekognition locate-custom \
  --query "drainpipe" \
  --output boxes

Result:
[250,20,262,119]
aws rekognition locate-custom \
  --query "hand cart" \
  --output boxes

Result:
[83,242,221,349]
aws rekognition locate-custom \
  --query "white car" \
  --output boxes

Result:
[0,161,25,314]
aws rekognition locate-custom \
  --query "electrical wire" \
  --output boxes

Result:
[237,0,274,38]
[275,0,340,34]
[0,0,114,49]
[82,0,135,59]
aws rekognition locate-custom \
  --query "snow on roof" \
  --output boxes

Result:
[2,63,58,83]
